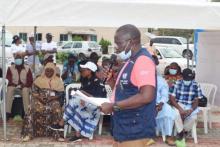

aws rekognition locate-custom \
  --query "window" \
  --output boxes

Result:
[60,34,68,41]
[36,33,42,41]
[73,42,82,48]
[62,42,73,49]
[90,35,97,41]
[171,39,181,45]
[19,33,27,42]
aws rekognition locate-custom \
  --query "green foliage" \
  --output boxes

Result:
[56,52,69,63]
[72,36,83,41]
[158,29,194,39]
[99,38,112,54]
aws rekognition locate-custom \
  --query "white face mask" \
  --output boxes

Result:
[117,50,131,60]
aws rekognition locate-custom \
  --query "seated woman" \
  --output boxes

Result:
[51,61,107,141]
[164,62,182,88]
[21,63,64,141]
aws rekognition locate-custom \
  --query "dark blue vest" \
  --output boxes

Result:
[112,48,156,142]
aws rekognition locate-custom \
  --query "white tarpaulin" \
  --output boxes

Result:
[0,0,220,29]
[196,31,220,106]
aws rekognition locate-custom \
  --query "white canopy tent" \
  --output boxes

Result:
[1,0,220,140]
[0,0,220,29]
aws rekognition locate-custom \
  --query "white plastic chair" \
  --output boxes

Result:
[98,85,112,135]
[0,78,8,119]
[63,83,112,139]
[199,83,217,134]
[64,83,81,139]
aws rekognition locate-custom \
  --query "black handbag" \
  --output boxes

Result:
[198,95,208,107]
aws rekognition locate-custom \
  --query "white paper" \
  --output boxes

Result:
[71,90,110,106]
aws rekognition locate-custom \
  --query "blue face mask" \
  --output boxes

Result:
[169,69,177,75]
[183,80,192,86]
[14,58,23,65]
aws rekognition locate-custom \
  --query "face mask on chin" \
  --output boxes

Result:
[117,50,131,60]
[117,40,132,61]
[183,80,192,86]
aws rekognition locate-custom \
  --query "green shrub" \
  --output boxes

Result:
[99,38,111,54]
[72,36,83,41]
[56,52,69,63]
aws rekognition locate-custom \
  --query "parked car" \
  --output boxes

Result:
[155,46,195,75]
[57,41,102,57]
[151,36,194,59]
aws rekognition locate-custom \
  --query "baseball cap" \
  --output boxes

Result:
[182,68,195,81]
[46,33,53,37]
[43,54,54,60]
[80,61,97,72]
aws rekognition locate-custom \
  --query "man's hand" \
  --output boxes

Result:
[184,109,193,118]
[80,100,86,107]
[100,102,114,114]
[156,102,164,112]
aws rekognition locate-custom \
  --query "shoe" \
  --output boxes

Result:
[13,115,23,122]
[6,113,11,121]
[21,135,31,142]
[146,139,155,146]
[165,137,175,146]
[68,136,82,142]
[175,138,186,147]
[49,124,64,131]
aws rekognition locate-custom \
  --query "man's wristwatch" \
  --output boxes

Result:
[113,103,121,112]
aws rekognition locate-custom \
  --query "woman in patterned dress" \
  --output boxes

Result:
[21,63,64,141]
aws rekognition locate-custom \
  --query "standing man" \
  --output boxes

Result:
[101,24,156,147]
[41,33,57,63]
[26,33,41,73]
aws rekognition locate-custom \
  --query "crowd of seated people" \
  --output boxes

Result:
[3,35,204,146]
[150,55,203,146]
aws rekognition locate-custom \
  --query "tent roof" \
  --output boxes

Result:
[1,0,220,29]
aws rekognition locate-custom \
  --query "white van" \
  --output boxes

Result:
[151,36,194,59]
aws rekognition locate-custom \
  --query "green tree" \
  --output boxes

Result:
[99,38,112,54]
[72,36,83,41]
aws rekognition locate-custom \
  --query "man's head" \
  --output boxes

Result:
[28,33,35,43]
[114,24,141,56]
[182,68,195,81]
[46,33,53,43]
[90,52,99,64]
[14,53,24,66]
[12,35,21,44]
[68,54,77,65]
[43,54,54,65]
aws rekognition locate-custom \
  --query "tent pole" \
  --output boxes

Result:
[2,25,7,141]
[33,26,37,76]
[187,38,190,68]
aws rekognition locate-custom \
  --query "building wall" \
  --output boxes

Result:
[7,26,149,45]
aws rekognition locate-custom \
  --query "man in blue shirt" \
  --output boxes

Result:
[61,54,79,85]
[170,68,203,146]
[101,24,156,147]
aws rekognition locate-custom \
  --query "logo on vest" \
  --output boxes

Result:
[122,73,128,79]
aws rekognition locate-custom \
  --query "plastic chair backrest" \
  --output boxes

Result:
[65,83,81,105]
[200,83,218,105]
